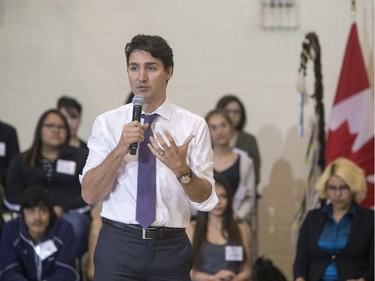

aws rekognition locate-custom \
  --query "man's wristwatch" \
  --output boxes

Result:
[177,169,193,184]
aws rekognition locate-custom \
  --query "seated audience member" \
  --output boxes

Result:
[216,95,261,186]
[0,186,80,281]
[57,96,87,150]
[186,174,252,281]
[0,120,20,189]
[205,109,255,221]
[4,109,90,258]
[0,121,20,232]
[293,157,374,281]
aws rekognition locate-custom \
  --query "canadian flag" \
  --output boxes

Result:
[326,21,374,209]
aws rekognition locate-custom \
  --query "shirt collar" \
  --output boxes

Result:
[323,202,357,218]
[147,98,172,121]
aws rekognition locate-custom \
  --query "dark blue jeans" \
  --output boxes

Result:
[93,223,193,281]
[63,212,91,258]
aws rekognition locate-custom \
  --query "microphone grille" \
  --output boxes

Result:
[132,95,144,106]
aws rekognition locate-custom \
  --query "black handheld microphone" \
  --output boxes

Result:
[129,95,144,155]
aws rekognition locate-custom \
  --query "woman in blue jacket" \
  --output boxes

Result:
[293,158,374,281]
[0,186,79,281]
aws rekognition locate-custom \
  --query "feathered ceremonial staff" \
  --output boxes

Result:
[292,33,326,239]
[302,33,325,172]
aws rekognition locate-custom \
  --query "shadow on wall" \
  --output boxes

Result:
[257,124,308,280]
[261,158,304,238]
[256,124,283,195]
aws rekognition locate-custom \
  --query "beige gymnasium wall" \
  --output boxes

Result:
[0,0,373,279]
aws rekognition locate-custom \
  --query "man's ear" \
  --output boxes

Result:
[166,66,173,82]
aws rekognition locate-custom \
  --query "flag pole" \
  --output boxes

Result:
[351,0,356,18]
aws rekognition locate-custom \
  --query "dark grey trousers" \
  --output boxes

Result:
[93,223,193,281]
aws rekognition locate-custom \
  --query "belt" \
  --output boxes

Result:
[102,218,185,240]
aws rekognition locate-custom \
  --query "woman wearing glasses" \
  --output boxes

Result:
[4,109,90,259]
[215,95,261,187]
[293,157,374,281]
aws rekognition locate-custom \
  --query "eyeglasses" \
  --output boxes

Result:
[43,123,67,130]
[326,185,350,192]
[225,109,241,115]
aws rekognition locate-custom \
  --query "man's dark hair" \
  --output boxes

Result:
[124,35,174,71]
[57,96,82,118]
[20,186,54,218]
[125,92,135,105]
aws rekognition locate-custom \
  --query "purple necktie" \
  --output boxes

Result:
[136,114,158,228]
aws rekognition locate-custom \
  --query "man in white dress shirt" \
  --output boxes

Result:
[81,34,218,281]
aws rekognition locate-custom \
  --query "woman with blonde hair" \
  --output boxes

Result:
[293,157,374,281]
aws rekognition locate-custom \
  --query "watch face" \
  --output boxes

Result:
[178,169,192,184]
[180,175,191,184]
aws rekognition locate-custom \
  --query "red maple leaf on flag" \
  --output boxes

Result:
[326,22,374,209]
[326,121,374,208]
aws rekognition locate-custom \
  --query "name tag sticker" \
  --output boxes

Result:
[56,159,76,175]
[34,240,57,260]
[0,142,5,157]
[225,246,243,261]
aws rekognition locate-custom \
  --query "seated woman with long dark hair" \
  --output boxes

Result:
[186,174,251,281]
